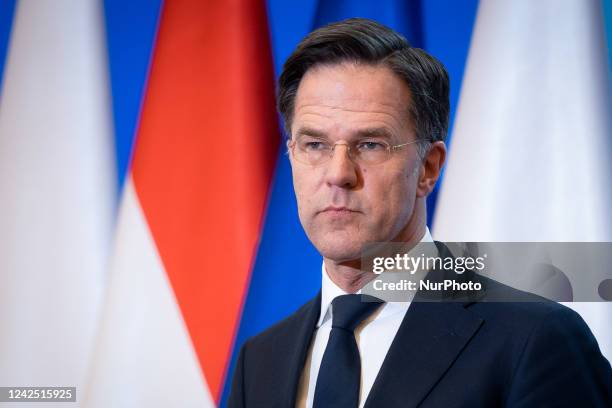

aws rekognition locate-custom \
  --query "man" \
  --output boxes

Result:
[228,18,612,407]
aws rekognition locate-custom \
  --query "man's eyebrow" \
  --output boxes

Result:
[294,126,327,138]
[293,126,395,140]
[354,127,394,139]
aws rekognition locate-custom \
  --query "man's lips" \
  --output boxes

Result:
[319,206,360,214]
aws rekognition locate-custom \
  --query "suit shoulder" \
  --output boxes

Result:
[468,276,611,382]
[244,293,320,351]
[468,273,579,327]
[466,275,608,359]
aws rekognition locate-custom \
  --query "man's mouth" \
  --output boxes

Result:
[319,206,360,215]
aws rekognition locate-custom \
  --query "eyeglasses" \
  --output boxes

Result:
[288,136,421,166]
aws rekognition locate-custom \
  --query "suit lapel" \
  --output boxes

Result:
[282,291,321,407]
[364,242,485,407]
[364,300,483,407]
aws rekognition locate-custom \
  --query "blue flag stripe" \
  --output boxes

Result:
[0,0,16,95]
[103,0,163,192]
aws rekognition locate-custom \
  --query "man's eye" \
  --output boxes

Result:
[304,141,327,151]
[357,141,386,151]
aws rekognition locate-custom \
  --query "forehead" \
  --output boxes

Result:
[293,63,412,137]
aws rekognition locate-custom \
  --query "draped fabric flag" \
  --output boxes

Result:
[0,0,114,405]
[434,0,612,359]
[3,0,609,406]
[84,0,279,406]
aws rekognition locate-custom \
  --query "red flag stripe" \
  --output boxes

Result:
[131,0,278,400]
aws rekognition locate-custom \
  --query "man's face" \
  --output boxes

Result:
[289,63,424,262]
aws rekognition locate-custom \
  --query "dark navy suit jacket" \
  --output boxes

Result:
[228,244,612,407]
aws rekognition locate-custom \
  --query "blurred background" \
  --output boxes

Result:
[0,0,610,407]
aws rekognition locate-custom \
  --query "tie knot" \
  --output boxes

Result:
[331,294,383,331]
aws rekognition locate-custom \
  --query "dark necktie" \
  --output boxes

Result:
[313,294,383,408]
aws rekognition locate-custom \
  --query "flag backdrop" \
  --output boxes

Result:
[84,0,278,406]
[433,0,612,358]
[0,0,609,407]
[0,1,114,406]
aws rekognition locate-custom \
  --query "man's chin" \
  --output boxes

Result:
[314,241,365,263]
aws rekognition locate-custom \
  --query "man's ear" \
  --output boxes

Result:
[286,138,294,168]
[416,141,446,198]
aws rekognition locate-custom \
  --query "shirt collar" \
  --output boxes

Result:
[317,227,433,327]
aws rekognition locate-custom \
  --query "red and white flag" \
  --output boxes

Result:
[84,1,279,406]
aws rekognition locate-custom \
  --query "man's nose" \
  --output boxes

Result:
[324,143,358,188]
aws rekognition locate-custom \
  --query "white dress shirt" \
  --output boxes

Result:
[296,228,434,408]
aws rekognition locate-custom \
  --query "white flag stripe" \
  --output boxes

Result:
[0,0,114,405]
[83,178,215,408]
[434,0,611,359]
[435,0,612,242]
